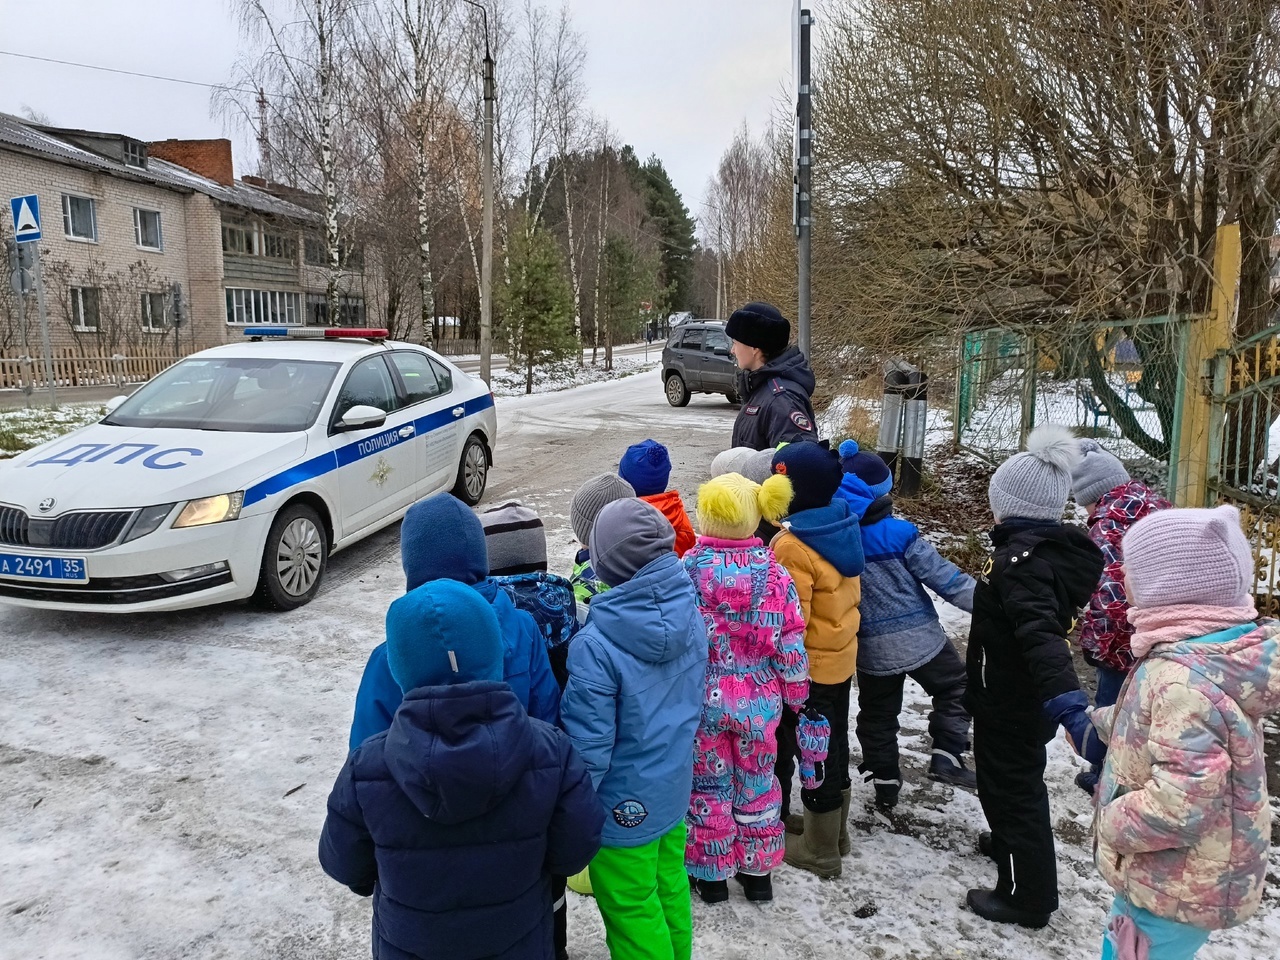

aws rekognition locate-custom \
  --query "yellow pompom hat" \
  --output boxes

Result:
[696,472,793,541]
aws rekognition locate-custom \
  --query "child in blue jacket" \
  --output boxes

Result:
[560,499,708,960]
[320,580,603,960]
[835,441,977,809]
[348,493,560,751]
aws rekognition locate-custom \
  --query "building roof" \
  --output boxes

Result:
[0,112,319,224]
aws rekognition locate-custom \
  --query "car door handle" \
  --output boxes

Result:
[399,425,416,438]
[452,406,465,417]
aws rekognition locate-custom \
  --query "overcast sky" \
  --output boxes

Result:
[0,0,795,223]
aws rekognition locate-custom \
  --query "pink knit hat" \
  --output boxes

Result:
[1121,505,1255,609]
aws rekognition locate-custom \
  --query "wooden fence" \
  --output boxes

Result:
[0,348,192,391]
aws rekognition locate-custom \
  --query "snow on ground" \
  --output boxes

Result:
[489,356,660,398]
[0,403,105,457]
[0,369,1276,960]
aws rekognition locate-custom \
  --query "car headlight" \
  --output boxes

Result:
[122,503,178,543]
[172,492,244,528]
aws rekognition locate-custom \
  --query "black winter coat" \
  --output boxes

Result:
[731,347,818,450]
[319,681,603,960]
[964,523,1103,741]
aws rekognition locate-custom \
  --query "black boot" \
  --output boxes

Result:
[694,879,729,904]
[929,749,977,789]
[872,777,901,810]
[733,872,773,902]
[966,888,1050,929]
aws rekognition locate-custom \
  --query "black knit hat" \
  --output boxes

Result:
[726,302,790,357]
[772,441,843,514]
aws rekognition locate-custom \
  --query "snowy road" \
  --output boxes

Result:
[2,370,1276,960]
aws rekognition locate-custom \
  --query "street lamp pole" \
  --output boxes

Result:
[463,0,495,385]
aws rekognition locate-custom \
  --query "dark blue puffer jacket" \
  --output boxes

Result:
[320,681,603,960]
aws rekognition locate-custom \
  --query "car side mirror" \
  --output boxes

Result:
[104,395,128,414]
[713,347,730,357]
[337,404,387,431]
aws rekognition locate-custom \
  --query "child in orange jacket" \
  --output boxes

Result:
[619,439,696,557]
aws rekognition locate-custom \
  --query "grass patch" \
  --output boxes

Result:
[0,404,106,457]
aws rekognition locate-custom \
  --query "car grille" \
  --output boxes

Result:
[0,507,133,549]
[0,506,28,546]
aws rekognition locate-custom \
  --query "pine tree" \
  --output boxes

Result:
[502,223,578,394]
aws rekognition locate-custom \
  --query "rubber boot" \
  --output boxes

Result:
[839,788,851,856]
[783,808,843,879]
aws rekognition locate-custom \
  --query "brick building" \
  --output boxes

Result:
[0,112,372,356]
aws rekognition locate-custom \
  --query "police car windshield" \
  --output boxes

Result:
[104,358,341,433]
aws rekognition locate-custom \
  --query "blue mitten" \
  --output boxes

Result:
[798,706,831,790]
[1044,690,1106,765]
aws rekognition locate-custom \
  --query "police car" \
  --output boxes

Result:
[0,327,497,613]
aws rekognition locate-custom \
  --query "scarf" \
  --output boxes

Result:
[1127,601,1259,659]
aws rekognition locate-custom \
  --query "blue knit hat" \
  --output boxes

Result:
[386,580,503,691]
[619,439,672,497]
[401,493,488,590]
[838,440,893,498]
[772,441,843,514]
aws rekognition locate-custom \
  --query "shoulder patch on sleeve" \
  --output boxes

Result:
[743,404,760,416]
[790,411,814,432]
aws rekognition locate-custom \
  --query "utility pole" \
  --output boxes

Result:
[464,0,495,385]
[795,3,813,359]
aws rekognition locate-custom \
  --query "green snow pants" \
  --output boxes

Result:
[588,822,692,960]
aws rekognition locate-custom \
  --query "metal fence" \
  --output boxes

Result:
[954,316,1188,492]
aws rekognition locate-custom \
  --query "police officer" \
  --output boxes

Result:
[727,302,818,450]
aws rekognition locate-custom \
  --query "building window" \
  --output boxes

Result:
[62,195,97,242]
[306,293,365,326]
[262,231,295,261]
[225,287,301,326]
[123,140,147,169]
[70,287,101,331]
[222,221,258,256]
[141,292,167,333]
[134,209,163,251]
[304,237,363,270]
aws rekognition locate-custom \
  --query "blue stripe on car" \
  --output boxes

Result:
[243,392,494,507]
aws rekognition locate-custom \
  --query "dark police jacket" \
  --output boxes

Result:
[731,347,818,450]
[319,681,603,960]
[964,522,1103,741]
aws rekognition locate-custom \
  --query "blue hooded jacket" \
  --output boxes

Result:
[320,681,603,960]
[835,473,975,676]
[349,496,561,751]
[559,552,708,848]
[782,497,866,577]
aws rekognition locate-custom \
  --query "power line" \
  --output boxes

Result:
[0,49,237,93]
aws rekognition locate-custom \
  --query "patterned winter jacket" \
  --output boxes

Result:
[1079,480,1171,671]
[683,537,810,726]
[1092,619,1280,930]
[494,572,580,691]
[836,475,975,676]
[570,548,609,615]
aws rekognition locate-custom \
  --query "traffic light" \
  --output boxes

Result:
[170,282,186,326]
[7,240,34,295]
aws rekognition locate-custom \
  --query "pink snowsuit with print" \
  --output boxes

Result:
[683,537,809,881]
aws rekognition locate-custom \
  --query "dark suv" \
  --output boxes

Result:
[661,321,739,406]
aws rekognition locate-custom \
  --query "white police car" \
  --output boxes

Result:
[0,327,497,613]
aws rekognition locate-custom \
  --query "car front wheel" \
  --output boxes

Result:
[255,502,329,610]
[665,373,690,407]
[452,433,489,505]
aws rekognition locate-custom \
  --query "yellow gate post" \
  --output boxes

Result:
[1170,222,1240,507]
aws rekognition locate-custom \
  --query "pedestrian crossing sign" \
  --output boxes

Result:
[10,194,41,243]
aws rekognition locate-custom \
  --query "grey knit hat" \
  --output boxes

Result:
[480,501,546,576]
[988,424,1081,523]
[710,446,757,479]
[741,448,777,485]
[1123,505,1254,609]
[570,473,636,545]
[589,498,675,587]
[1070,439,1131,507]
